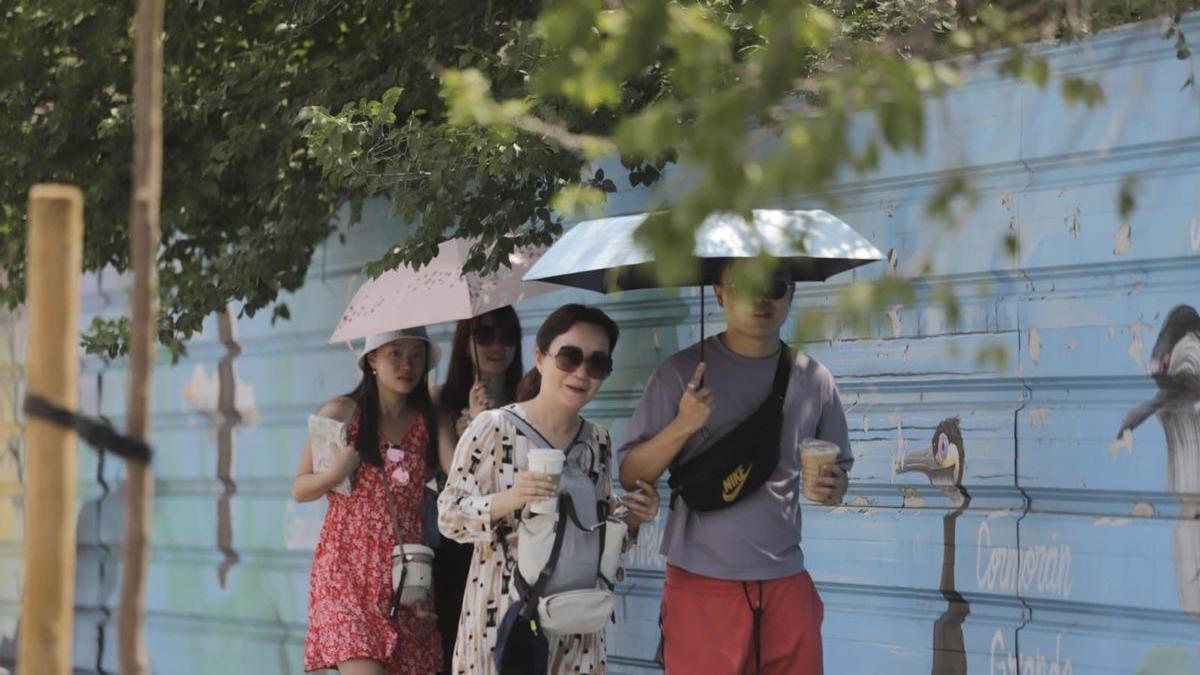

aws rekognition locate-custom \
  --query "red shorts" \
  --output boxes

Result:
[661,565,824,675]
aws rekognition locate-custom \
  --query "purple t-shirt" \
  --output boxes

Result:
[618,335,853,581]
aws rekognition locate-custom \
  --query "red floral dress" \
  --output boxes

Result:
[304,413,442,674]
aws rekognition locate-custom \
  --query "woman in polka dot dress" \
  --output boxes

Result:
[294,328,454,675]
[438,305,660,674]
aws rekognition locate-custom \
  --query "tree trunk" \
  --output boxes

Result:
[119,0,164,672]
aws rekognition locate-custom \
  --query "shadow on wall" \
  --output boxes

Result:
[1118,305,1200,618]
[181,307,260,589]
[895,417,969,675]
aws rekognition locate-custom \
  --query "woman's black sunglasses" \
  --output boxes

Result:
[473,325,519,348]
[553,345,613,379]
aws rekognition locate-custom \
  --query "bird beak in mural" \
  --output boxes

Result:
[894,434,961,486]
[894,445,941,475]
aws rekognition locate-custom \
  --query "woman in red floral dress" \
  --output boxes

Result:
[293,327,453,675]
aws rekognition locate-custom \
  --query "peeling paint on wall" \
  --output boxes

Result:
[1029,407,1051,428]
[1115,224,1133,255]
[1067,207,1082,238]
[888,308,902,338]
[1128,321,1148,370]
[1131,502,1156,517]
[1029,328,1042,363]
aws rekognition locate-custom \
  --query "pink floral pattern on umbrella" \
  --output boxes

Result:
[329,239,560,344]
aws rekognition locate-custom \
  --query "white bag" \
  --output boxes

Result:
[537,588,615,635]
[391,543,434,607]
[514,500,627,636]
[308,415,352,495]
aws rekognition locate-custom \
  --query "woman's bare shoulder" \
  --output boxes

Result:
[314,396,357,423]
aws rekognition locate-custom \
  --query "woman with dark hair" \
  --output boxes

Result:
[438,304,660,674]
[436,306,524,436]
[294,327,446,675]
[430,307,523,672]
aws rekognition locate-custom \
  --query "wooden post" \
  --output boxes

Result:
[20,184,84,675]
[119,0,163,672]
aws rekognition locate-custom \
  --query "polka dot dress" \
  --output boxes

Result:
[437,404,622,674]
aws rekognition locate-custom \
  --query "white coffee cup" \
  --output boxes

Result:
[527,448,566,514]
[392,543,434,606]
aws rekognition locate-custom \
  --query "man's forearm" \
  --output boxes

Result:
[619,418,696,490]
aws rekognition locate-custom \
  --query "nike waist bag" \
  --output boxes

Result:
[667,342,791,512]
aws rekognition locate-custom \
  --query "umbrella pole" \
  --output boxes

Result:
[472,332,481,383]
[700,286,705,362]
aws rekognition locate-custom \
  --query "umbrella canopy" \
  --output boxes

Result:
[329,239,559,343]
[523,209,883,291]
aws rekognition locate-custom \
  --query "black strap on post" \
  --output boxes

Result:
[24,394,153,465]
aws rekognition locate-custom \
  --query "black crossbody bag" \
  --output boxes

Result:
[667,342,791,512]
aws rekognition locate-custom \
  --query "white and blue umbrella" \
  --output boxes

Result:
[523,209,883,291]
[524,208,883,362]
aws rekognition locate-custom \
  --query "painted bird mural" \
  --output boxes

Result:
[895,417,970,674]
[1117,304,1200,616]
[894,417,965,488]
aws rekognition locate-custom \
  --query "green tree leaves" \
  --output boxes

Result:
[2,0,1195,358]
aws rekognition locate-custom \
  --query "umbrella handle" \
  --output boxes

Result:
[472,333,481,382]
[699,286,706,387]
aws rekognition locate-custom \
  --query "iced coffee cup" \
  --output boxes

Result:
[800,439,841,503]
[526,448,565,514]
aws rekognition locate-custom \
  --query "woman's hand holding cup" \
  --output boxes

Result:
[525,449,566,513]
[501,471,559,512]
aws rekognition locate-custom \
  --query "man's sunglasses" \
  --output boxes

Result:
[721,278,791,301]
[553,345,614,380]
[473,325,519,347]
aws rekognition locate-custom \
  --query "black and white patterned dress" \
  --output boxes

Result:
[436,403,623,674]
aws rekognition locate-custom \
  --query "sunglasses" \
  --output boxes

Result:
[473,325,519,348]
[552,345,614,380]
[721,278,791,300]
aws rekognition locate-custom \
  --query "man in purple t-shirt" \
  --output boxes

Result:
[618,262,852,675]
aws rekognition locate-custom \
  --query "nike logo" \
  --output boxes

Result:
[722,463,752,502]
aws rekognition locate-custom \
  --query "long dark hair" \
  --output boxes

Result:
[345,345,438,470]
[517,304,620,402]
[438,307,524,422]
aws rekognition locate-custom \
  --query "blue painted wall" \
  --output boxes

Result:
[2,13,1199,675]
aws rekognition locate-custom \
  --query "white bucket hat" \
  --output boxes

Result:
[358,326,441,371]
